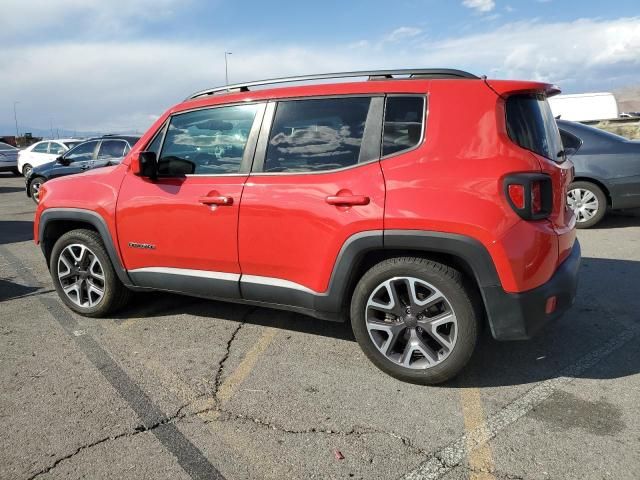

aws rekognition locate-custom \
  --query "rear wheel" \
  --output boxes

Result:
[567,181,607,228]
[350,257,479,384]
[29,177,45,204]
[22,164,33,177]
[50,229,132,317]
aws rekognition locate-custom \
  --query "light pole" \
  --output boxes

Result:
[13,101,20,140]
[224,51,232,87]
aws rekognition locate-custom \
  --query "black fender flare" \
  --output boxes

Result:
[39,208,133,287]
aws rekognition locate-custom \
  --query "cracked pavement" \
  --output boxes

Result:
[1,173,639,480]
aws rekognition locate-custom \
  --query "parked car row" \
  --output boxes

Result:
[18,139,84,176]
[25,135,140,203]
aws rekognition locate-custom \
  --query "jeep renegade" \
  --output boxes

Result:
[34,69,580,384]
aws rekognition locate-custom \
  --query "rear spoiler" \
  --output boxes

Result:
[483,78,561,99]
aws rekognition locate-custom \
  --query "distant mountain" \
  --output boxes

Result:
[615,85,640,113]
[0,124,138,140]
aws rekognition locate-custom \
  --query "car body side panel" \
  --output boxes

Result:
[381,81,563,293]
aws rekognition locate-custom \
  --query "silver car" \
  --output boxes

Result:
[0,142,20,175]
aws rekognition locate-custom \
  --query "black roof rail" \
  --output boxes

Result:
[186,68,478,100]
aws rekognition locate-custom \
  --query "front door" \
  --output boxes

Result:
[238,96,386,306]
[117,102,265,298]
[58,139,100,176]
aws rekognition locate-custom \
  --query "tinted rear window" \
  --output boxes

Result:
[264,97,371,173]
[506,94,564,162]
[383,96,425,157]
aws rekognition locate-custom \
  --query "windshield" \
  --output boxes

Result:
[63,141,83,149]
[506,94,564,163]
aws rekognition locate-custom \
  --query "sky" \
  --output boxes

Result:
[1,0,639,136]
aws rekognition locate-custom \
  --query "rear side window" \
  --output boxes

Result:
[383,96,425,156]
[264,97,371,173]
[49,142,66,155]
[506,94,564,162]
[32,142,49,153]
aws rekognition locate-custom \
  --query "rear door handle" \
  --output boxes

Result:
[199,195,233,206]
[325,195,370,206]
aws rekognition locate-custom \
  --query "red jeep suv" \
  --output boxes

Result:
[34,69,580,384]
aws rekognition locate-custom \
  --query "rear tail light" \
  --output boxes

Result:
[504,174,552,220]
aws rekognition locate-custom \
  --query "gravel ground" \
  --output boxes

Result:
[1,172,639,480]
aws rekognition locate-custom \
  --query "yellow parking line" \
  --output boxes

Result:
[199,327,278,421]
[460,387,496,480]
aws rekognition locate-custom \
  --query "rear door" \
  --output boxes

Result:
[238,96,386,304]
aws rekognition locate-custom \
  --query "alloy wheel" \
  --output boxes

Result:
[30,180,43,203]
[365,276,457,369]
[567,187,599,223]
[57,244,106,308]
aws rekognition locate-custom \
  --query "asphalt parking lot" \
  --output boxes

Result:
[1,172,639,480]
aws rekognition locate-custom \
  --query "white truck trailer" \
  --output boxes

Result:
[548,92,619,122]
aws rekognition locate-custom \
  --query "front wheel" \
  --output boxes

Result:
[22,164,33,177]
[50,229,132,317]
[350,257,479,385]
[567,181,607,228]
[29,177,45,204]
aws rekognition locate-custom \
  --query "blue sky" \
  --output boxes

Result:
[1,0,639,134]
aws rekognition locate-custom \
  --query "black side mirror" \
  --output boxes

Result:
[57,155,69,165]
[138,151,158,179]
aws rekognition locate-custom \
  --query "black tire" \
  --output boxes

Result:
[22,164,32,177]
[11,168,20,176]
[350,257,479,385]
[29,176,45,204]
[568,181,607,229]
[50,229,132,317]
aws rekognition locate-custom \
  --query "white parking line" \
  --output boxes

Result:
[403,322,640,480]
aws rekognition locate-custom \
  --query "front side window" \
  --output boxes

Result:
[159,104,259,175]
[383,96,425,156]
[32,142,49,153]
[65,140,99,162]
[506,94,564,163]
[97,140,127,160]
[264,97,371,173]
[64,141,82,150]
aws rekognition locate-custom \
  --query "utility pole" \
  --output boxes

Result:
[13,101,20,141]
[224,51,232,87]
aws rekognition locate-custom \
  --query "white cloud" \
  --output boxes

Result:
[1,17,639,133]
[383,27,423,42]
[462,0,496,13]
[0,0,184,39]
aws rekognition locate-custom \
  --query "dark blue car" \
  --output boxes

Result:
[558,119,640,228]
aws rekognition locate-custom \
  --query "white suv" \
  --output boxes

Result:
[17,139,83,176]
